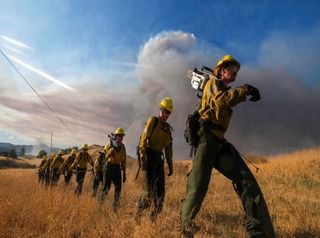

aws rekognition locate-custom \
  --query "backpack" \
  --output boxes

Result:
[184,66,213,156]
[184,110,201,148]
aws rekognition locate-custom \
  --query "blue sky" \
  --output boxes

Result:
[1,0,320,156]
[2,1,319,70]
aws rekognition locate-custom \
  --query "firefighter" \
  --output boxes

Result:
[92,147,106,197]
[99,128,126,211]
[180,55,275,238]
[135,97,173,223]
[50,150,65,186]
[38,155,48,184]
[70,144,94,196]
[58,149,77,185]
[42,153,55,187]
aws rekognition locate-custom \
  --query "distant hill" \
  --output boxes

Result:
[0,142,60,156]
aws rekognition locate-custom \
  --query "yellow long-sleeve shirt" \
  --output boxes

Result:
[139,116,173,168]
[50,155,65,169]
[38,157,48,171]
[58,155,76,173]
[105,144,126,171]
[42,156,54,170]
[199,76,247,139]
[71,151,93,169]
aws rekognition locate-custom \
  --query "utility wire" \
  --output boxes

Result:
[0,49,82,144]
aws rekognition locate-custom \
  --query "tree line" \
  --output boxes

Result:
[0,147,26,158]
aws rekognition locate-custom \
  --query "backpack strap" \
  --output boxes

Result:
[166,122,173,132]
[137,116,159,147]
[149,116,159,138]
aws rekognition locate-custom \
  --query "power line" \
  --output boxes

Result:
[0,49,82,144]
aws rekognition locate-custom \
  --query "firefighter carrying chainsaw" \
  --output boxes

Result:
[181,55,275,238]
[98,127,127,211]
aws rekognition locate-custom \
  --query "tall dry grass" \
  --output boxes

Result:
[0,149,319,238]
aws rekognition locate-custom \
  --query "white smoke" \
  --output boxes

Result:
[123,31,203,158]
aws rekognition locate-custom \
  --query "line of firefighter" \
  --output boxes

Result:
[38,145,92,194]
[37,134,127,202]
[37,97,173,213]
[37,55,275,238]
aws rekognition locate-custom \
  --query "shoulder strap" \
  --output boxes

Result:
[165,121,173,132]
[149,116,159,138]
[119,143,126,154]
[137,116,158,147]
[79,151,84,160]
[137,116,159,148]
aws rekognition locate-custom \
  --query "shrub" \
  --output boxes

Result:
[37,150,47,158]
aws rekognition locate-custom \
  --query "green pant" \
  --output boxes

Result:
[92,170,103,197]
[63,170,73,185]
[181,122,275,237]
[99,164,122,207]
[137,149,165,215]
[50,168,60,186]
[44,168,51,187]
[74,168,86,196]
[181,122,220,224]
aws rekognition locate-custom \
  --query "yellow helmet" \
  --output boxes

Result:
[58,150,64,156]
[159,97,173,113]
[114,127,125,135]
[213,55,240,77]
[50,153,56,159]
[82,143,89,150]
[71,149,77,155]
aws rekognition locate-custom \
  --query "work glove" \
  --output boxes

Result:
[141,156,148,171]
[244,84,261,102]
[167,164,173,177]
[122,171,126,183]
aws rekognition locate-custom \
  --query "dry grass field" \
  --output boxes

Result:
[0,148,319,238]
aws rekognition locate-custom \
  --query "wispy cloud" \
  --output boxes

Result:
[1,43,24,55]
[0,35,33,50]
[6,54,77,92]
